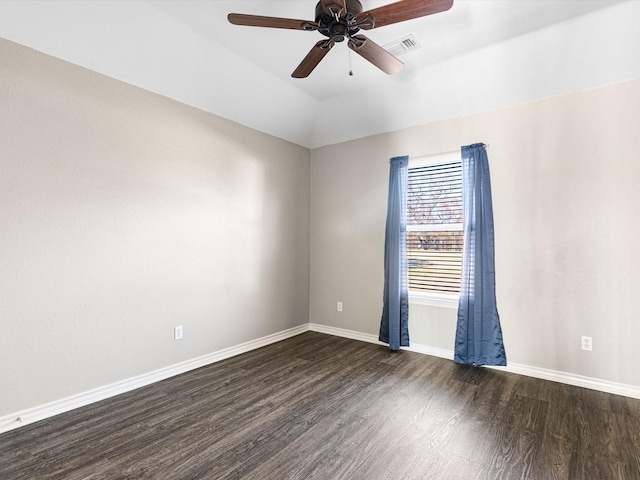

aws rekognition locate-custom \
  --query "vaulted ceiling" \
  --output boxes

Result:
[1,1,638,148]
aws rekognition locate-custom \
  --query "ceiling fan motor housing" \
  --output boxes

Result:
[315,0,363,41]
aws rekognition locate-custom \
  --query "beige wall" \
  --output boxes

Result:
[310,78,640,387]
[0,39,310,416]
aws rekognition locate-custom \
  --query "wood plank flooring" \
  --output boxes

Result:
[2,332,640,479]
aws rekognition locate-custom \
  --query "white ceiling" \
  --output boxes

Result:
[1,0,639,148]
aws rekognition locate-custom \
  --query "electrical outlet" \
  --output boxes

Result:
[337,302,343,312]
[174,325,183,340]
[581,336,592,351]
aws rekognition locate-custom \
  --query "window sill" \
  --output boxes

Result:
[409,292,459,309]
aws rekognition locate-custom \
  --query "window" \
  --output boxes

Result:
[407,153,463,306]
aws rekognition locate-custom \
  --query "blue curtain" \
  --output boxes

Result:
[454,144,506,366]
[379,156,410,351]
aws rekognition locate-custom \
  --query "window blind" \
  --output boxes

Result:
[407,160,463,295]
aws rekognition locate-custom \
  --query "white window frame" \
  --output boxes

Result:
[407,152,462,309]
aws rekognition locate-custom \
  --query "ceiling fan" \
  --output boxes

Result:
[228,0,453,78]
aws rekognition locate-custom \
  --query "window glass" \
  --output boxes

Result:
[407,156,463,296]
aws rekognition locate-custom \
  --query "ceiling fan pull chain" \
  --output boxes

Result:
[348,47,354,76]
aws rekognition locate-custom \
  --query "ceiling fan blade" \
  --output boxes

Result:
[292,40,335,78]
[357,0,453,30]
[228,13,318,31]
[348,35,403,75]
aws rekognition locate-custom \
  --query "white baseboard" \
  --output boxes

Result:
[4,322,639,435]
[309,323,386,346]
[499,362,640,399]
[309,322,455,359]
[0,324,308,435]
[308,323,640,400]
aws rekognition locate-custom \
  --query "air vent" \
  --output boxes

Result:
[383,34,422,56]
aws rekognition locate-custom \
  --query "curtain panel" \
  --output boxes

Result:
[454,144,506,366]
[379,156,410,351]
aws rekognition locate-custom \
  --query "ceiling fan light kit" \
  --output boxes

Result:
[228,0,453,78]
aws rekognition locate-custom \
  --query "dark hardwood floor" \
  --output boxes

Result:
[2,332,640,479]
